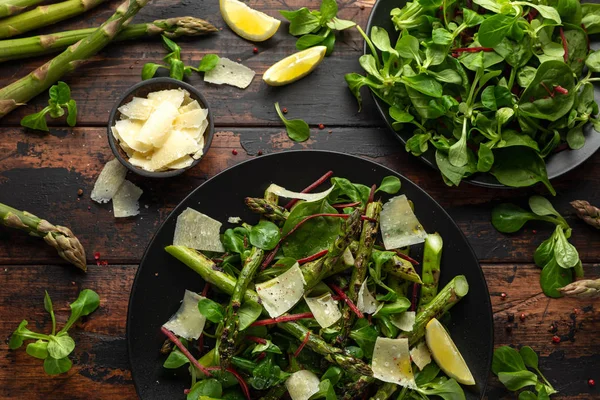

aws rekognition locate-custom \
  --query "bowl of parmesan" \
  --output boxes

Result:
[108,78,214,178]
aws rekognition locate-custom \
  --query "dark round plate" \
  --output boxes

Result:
[365,0,600,188]
[127,150,493,399]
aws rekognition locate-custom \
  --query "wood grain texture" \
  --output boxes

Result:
[1,127,599,265]
[0,264,597,399]
[0,0,383,127]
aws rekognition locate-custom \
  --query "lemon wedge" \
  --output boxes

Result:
[263,46,327,86]
[425,318,475,385]
[220,0,280,42]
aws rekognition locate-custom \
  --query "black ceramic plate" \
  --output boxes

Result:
[365,0,600,188]
[127,150,493,399]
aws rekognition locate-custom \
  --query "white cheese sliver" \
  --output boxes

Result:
[410,341,432,371]
[149,130,201,171]
[113,119,153,153]
[285,370,320,400]
[304,293,341,328]
[90,159,127,203]
[390,311,416,332]
[266,184,334,202]
[167,155,194,170]
[228,216,242,224]
[380,195,428,250]
[147,88,186,109]
[179,99,201,114]
[204,57,255,89]
[128,152,152,171]
[342,247,355,266]
[118,96,154,120]
[113,180,143,218]
[162,290,206,340]
[371,337,417,389]
[256,263,306,318]
[174,108,208,129]
[173,207,226,253]
[357,279,380,314]
[137,101,180,147]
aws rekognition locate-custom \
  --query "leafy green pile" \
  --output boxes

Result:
[9,289,100,375]
[492,195,582,297]
[20,81,77,131]
[142,35,219,80]
[280,0,356,55]
[161,173,473,400]
[493,346,556,399]
[346,0,600,191]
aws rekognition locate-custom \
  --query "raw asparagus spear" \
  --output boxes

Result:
[218,247,264,369]
[0,0,43,18]
[0,0,149,118]
[277,321,373,376]
[405,275,469,345]
[417,233,443,312]
[558,279,600,298]
[0,17,217,62]
[571,200,600,229]
[0,0,108,39]
[338,201,381,345]
[0,202,86,270]
[245,197,289,223]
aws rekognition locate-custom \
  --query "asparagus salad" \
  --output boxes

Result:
[160,171,474,400]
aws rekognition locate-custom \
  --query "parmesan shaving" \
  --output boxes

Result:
[113,119,153,153]
[174,108,208,129]
[137,101,180,147]
[304,293,341,328]
[117,96,154,120]
[256,263,306,318]
[112,180,143,218]
[228,216,242,224]
[91,159,128,203]
[380,195,428,250]
[149,130,201,171]
[390,311,416,332]
[410,342,432,371]
[179,99,201,114]
[147,89,186,109]
[266,184,334,202]
[166,155,194,170]
[162,290,206,340]
[173,208,226,253]
[342,247,355,266]
[285,370,320,400]
[204,57,256,89]
[357,279,380,314]
[371,337,417,389]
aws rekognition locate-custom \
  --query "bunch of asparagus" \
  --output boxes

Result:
[0,0,216,118]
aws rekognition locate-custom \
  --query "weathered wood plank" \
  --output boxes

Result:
[0,264,597,399]
[0,0,383,127]
[1,127,598,265]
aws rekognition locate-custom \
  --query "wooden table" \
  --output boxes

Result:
[0,0,598,398]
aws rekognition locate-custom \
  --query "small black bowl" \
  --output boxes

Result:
[107,78,215,178]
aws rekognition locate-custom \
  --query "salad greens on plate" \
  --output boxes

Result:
[347,0,600,192]
[158,171,474,400]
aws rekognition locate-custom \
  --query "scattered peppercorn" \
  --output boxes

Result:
[232,149,238,155]
[532,229,537,234]
[505,324,513,333]
[549,323,558,333]
[282,107,288,114]
[94,252,100,260]
[507,313,514,322]
[520,313,526,321]
[589,379,596,387]
[500,292,507,300]
[318,123,325,130]
[253,47,258,54]
[257,150,263,156]
[328,129,332,133]
[552,335,561,344]
[360,4,365,9]
[77,189,83,196]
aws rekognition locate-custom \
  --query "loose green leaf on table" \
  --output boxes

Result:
[20,81,77,131]
[9,289,100,375]
[274,102,310,142]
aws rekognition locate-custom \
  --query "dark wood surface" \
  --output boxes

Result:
[0,0,599,399]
